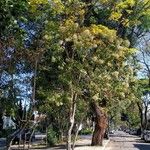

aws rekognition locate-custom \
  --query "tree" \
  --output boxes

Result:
[1,0,149,149]
[28,1,145,149]
[8,0,149,149]
[135,37,150,131]
[0,0,30,131]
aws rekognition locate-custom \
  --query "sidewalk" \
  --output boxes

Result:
[3,136,109,150]
[40,135,109,150]
[75,136,109,150]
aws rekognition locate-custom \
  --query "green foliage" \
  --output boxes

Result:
[0,0,28,37]
[80,128,93,135]
[47,126,59,146]
[32,1,150,143]
[126,103,140,128]
[0,129,15,138]
[0,0,150,146]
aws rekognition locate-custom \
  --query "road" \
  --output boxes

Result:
[105,131,150,150]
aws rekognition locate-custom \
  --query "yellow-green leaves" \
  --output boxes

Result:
[28,0,48,5]
[49,0,64,14]
[28,0,64,14]
[90,24,117,42]
[111,0,136,18]
[28,0,48,12]
[109,12,122,21]
[35,0,146,120]
[109,0,150,28]
[59,19,79,39]
[116,0,135,9]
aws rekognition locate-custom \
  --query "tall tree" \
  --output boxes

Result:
[27,0,149,149]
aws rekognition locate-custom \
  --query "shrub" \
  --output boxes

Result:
[47,126,59,146]
[80,128,93,135]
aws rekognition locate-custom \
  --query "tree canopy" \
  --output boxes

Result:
[0,0,150,149]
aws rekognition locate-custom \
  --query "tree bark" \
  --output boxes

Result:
[137,102,143,128]
[91,102,108,146]
[72,120,83,150]
[0,113,3,131]
[144,104,148,129]
[66,93,77,150]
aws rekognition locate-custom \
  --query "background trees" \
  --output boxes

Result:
[0,0,30,131]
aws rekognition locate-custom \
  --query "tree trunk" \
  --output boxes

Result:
[144,105,148,129]
[72,121,83,150]
[137,101,146,139]
[91,102,108,146]
[66,93,77,150]
[137,102,143,129]
[60,130,64,142]
[0,113,3,131]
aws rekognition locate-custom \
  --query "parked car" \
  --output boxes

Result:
[9,129,35,145]
[125,129,130,133]
[129,129,137,135]
[143,130,150,142]
[141,130,146,140]
[109,130,115,134]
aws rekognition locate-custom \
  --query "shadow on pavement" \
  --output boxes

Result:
[112,139,145,143]
[75,144,91,147]
[32,144,66,149]
[32,144,91,150]
[110,134,137,138]
[134,143,150,150]
[32,143,92,149]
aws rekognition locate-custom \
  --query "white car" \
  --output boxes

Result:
[109,130,115,134]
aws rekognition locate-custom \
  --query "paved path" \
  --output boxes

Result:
[31,135,109,150]
[2,135,108,150]
[74,136,109,150]
[105,131,150,150]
